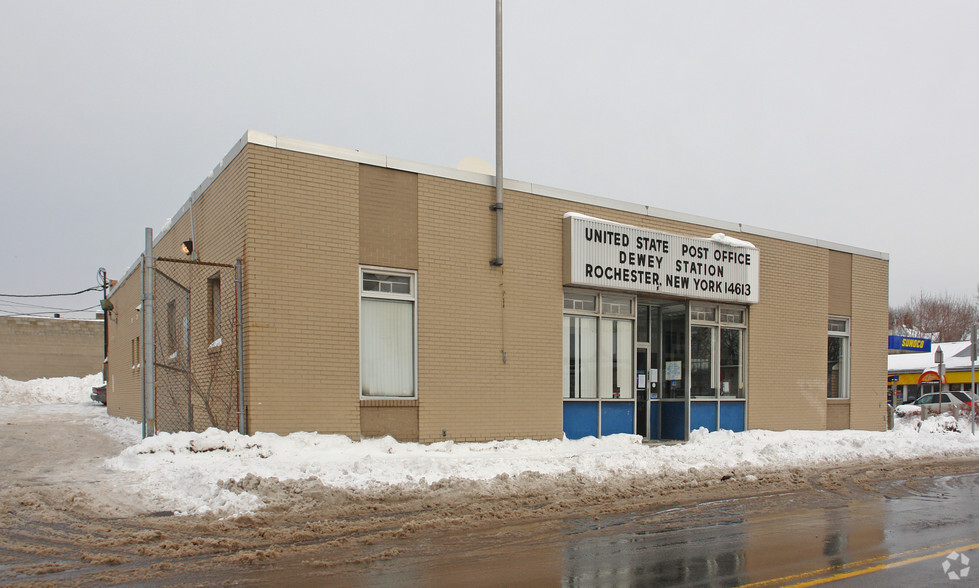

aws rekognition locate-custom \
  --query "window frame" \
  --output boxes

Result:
[359,266,418,400]
[827,316,850,399]
[563,289,636,401]
[689,303,748,399]
[207,273,221,345]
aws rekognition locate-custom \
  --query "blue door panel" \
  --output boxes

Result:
[661,402,686,440]
[720,401,746,432]
[648,402,660,440]
[601,403,634,436]
[563,402,599,439]
[690,402,718,432]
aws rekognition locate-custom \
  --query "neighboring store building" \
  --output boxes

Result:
[106,131,889,442]
[888,340,978,404]
[0,315,104,381]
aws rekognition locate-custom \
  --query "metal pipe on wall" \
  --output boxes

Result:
[142,227,156,437]
[491,0,503,267]
[236,258,246,433]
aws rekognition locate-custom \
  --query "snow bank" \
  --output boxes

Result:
[9,374,979,519]
[0,373,104,406]
[105,415,979,518]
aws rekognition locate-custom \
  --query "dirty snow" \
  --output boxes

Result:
[0,373,104,405]
[4,374,979,518]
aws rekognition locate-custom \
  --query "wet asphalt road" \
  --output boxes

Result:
[291,470,979,587]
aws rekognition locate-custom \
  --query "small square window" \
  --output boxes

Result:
[720,308,745,325]
[363,273,412,296]
[601,294,633,316]
[564,291,597,312]
[690,304,717,322]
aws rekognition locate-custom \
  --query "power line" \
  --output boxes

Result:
[0,286,101,298]
[0,297,102,312]
[0,304,100,318]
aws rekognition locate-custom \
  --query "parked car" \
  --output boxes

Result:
[910,391,974,416]
[91,384,107,405]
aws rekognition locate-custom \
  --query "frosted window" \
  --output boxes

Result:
[599,318,634,399]
[564,315,598,399]
[361,299,414,397]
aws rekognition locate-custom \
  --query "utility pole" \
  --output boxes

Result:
[971,327,976,435]
[98,267,110,385]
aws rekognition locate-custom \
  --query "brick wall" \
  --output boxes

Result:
[0,316,103,381]
[849,255,889,431]
[243,145,360,436]
[106,269,144,420]
[744,237,830,430]
[107,147,250,425]
[106,135,889,439]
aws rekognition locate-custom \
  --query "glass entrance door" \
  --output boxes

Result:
[636,300,747,441]
[660,304,688,440]
[636,303,663,439]
[636,344,648,437]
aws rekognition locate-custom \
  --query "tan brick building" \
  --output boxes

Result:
[0,316,104,381]
[106,131,889,442]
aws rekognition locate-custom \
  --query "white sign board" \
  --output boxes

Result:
[665,361,683,381]
[563,214,760,304]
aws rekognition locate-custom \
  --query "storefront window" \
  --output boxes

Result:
[662,305,687,399]
[827,317,849,399]
[688,304,747,400]
[690,325,716,397]
[599,318,634,399]
[637,305,649,344]
[563,291,635,400]
[720,328,744,398]
[904,384,921,403]
[563,315,598,399]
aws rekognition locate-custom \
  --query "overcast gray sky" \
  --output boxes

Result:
[2,0,976,319]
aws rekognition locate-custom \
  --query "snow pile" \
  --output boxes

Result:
[710,233,756,249]
[105,418,979,517]
[88,410,143,445]
[7,373,979,519]
[894,404,920,417]
[0,373,104,406]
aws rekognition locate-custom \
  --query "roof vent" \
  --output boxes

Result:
[456,156,495,175]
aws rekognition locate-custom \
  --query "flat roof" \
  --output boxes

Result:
[115,130,889,292]
[889,341,975,373]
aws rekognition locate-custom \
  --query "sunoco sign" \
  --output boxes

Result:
[563,214,760,304]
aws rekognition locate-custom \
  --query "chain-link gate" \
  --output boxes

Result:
[153,257,241,433]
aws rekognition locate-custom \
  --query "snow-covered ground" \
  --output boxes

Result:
[3,374,979,518]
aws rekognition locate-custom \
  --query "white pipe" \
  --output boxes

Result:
[491,0,503,267]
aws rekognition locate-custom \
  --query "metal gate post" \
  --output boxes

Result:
[140,254,145,438]
[142,228,156,437]
[236,258,245,433]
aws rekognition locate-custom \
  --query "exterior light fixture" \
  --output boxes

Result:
[181,240,194,255]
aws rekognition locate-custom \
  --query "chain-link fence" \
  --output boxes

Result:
[153,258,240,433]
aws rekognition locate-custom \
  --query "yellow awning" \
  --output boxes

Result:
[893,371,978,386]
